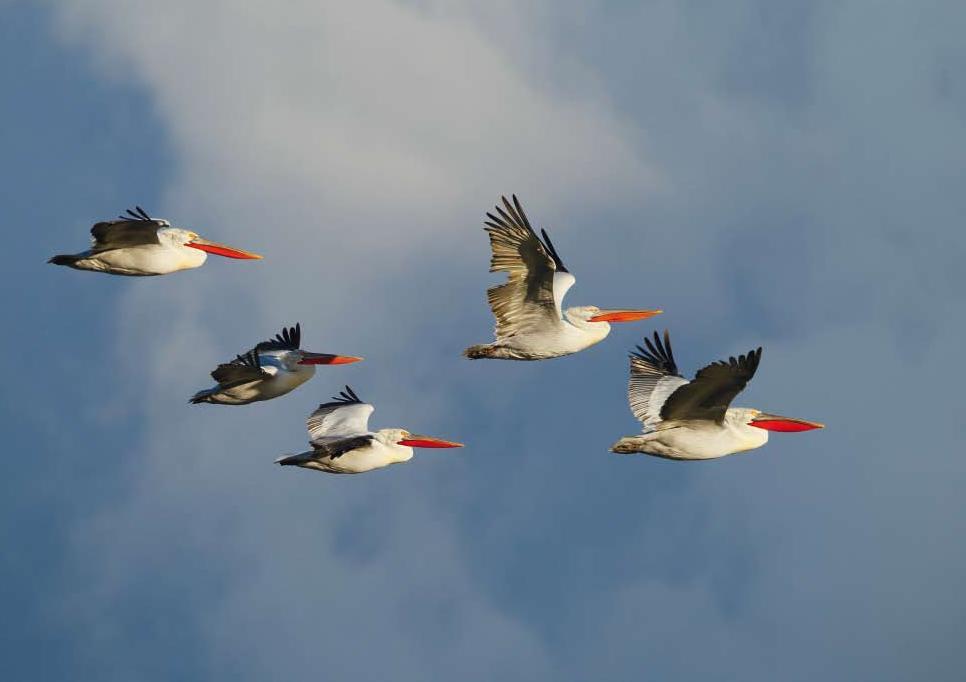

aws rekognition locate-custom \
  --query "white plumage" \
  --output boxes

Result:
[612,331,823,460]
[464,195,662,360]
[49,206,261,276]
[276,386,463,475]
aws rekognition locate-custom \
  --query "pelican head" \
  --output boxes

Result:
[381,428,464,450]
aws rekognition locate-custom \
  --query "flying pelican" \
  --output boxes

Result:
[48,206,261,276]
[190,324,362,405]
[464,195,662,360]
[275,386,463,474]
[611,330,824,460]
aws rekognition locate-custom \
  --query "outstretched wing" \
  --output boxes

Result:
[210,348,269,388]
[627,330,689,430]
[483,195,574,340]
[89,206,167,252]
[660,344,763,423]
[255,323,301,352]
[306,385,375,444]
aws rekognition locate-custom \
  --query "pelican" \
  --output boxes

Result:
[48,206,261,276]
[464,195,662,360]
[275,386,463,474]
[611,330,824,460]
[190,324,362,405]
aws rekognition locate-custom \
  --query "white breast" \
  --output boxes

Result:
[629,421,769,460]
[317,440,413,474]
[87,243,206,275]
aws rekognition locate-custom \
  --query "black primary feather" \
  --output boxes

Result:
[313,385,364,412]
[631,330,679,376]
[209,348,267,386]
[121,206,155,221]
[255,323,302,351]
[538,228,568,273]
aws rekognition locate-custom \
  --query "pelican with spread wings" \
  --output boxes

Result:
[190,324,361,405]
[611,331,823,459]
[48,206,261,276]
[275,386,463,474]
[464,195,662,360]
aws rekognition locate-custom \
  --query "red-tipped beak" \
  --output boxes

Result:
[297,352,363,366]
[749,413,825,432]
[186,237,262,260]
[588,309,663,323]
[397,435,464,448]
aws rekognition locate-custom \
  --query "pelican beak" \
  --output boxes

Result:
[588,309,663,323]
[749,413,825,432]
[186,236,263,260]
[297,352,363,365]
[397,434,464,448]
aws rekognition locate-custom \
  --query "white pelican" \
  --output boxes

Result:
[48,206,261,276]
[190,324,361,405]
[464,195,662,360]
[275,386,463,474]
[611,330,824,460]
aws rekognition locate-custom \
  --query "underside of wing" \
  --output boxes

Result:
[306,386,375,443]
[661,346,763,423]
[483,195,569,339]
[628,330,688,429]
[210,348,268,388]
[90,206,166,252]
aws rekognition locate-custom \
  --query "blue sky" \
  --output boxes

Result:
[3,1,965,680]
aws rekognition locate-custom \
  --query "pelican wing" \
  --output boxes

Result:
[306,385,375,444]
[483,195,573,339]
[255,323,301,352]
[89,206,166,252]
[313,435,376,459]
[628,330,689,429]
[210,348,269,388]
[661,343,763,423]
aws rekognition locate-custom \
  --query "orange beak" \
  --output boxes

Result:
[297,352,363,366]
[186,236,262,260]
[588,308,663,323]
[749,414,825,432]
[397,435,464,448]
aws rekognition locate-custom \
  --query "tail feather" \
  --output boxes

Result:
[276,452,310,466]
[463,344,491,359]
[48,254,79,266]
[189,389,214,404]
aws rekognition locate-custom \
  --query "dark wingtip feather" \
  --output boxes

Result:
[329,385,363,405]
[121,206,154,222]
[539,227,568,273]
[630,329,678,375]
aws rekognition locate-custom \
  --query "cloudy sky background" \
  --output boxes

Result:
[3,1,965,679]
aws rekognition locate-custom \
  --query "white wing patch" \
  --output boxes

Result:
[551,271,576,317]
[306,403,374,442]
[628,359,688,430]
